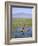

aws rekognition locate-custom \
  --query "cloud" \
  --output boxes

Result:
[13,13,32,18]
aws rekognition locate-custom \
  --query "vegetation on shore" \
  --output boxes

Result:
[12,18,32,29]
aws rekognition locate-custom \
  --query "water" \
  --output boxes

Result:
[11,27,32,38]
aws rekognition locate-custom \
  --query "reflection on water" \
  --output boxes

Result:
[11,27,32,38]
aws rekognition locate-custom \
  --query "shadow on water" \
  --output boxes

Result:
[11,27,32,38]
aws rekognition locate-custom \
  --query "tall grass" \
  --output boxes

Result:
[12,18,32,29]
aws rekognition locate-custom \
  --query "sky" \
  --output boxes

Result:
[12,7,32,18]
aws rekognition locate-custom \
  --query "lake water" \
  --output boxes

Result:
[11,27,32,38]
